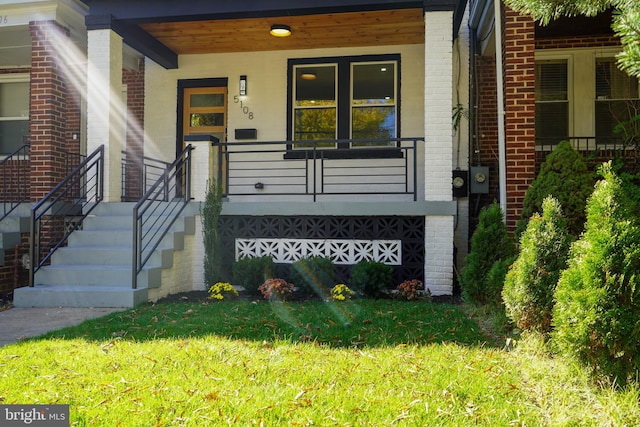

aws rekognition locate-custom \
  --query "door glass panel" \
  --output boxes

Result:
[190,113,225,127]
[190,93,224,108]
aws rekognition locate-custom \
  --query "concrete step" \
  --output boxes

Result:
[13,284,149,308]
[0,215,30,233]
[35,264,162,289]
[51,244,174,268]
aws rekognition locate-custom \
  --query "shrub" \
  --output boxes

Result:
[290,256,336,299]
[232,256,276,296]
[331,284,355,301]
[258,278,294,301]
[518,141,593,237]
[459,202,516,306]
[395,279,428,301]
[552,163,640,386]
[201,180,224,285]
[207,282,239,301]
[503,196,572,333]
[350,260,393,299]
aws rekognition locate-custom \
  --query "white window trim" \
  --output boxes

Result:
[350,60,398,142]
[535,52,574,140]
[0,73,30,157]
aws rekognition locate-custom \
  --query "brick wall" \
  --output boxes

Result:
[536,34,620,50]
[503,7,537,231]
[29,21,69,200]
[122,62,146,200]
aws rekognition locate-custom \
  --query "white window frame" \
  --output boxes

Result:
[0,73,30,156]
[350,60,398,145]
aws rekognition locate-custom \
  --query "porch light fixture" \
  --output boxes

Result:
[270,24,291,37]
[239,75,247,96]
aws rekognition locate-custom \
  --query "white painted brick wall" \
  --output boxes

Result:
[87,29,124,202]
[424,11,454,202]
[423,11,455,295]
[424,215,454,296]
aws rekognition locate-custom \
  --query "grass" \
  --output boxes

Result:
[1,299,639,426]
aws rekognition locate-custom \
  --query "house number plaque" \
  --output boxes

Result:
[233,95,254,120]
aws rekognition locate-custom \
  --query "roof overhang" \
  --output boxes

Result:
[84,0,462,69]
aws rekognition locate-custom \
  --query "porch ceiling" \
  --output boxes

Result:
[139,9,426,55]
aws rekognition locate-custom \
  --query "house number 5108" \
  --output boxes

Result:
[233,95,254,120]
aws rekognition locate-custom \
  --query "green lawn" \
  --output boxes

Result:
[1,299,638,426]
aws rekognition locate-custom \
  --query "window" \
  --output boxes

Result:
[535,60,568,143]
[595,58,640,141]
[289,55,399,151]
[0,75,29,154]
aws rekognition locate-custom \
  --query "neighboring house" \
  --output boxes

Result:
[2,0,472,306]
[468,1,639,229]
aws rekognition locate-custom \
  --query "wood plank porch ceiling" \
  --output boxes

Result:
[140,8,425,54]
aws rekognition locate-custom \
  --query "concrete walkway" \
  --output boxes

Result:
[0,307,123,347]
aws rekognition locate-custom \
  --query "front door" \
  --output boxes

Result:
[182,86,227,189]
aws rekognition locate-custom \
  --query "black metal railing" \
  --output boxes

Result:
[121,151,172,201]
[0,144,30,222]
[536,136,640,169]
[29,145,104,286]
[132,145,192,289]
[216,138,422,201]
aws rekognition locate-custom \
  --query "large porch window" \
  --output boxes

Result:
[535,59,568,143]
[595,57,640,141]
[289,54,399,152]
[0,75,29,155]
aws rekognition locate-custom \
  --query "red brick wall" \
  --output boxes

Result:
[503,7,537,230]
[536,35,620,50]
[122,62,145,200]
[29,21,69,200]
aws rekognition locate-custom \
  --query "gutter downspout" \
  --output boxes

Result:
[494,0,507,221]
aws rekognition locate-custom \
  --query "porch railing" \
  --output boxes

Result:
[536,136,639,169]
[121,151,172,201]
[0,144,30,222]
[216,138,422,201]
[29,145,104,286]
[132,144,192,289]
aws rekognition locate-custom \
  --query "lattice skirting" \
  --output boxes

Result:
[236,238,402,265]
[218,216,425,283]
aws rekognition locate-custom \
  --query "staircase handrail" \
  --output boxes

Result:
[29,145,104,286]
[132,145,193,289]
[0,144,30,222]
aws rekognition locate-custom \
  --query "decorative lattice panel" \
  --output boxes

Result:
[218,216,425,283]
[236,238,402,265]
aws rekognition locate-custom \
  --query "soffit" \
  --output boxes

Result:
[139,8,426,55]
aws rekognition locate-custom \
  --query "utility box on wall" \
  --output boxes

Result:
[470,166,489,194]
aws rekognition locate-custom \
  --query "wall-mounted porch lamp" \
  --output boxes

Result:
[239,75,247,96]
[270,24,291,37]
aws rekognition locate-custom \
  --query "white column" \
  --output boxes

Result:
[87,29,124,202]
[190,139,216,202]
[424,10,455,296]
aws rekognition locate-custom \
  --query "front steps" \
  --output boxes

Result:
[0,204,31,267]
[13,202,196,308]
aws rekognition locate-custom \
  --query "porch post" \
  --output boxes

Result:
[87,28,124,202]
[424,9,455,296]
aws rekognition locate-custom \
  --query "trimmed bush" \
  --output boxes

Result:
[518,141,594,237]
[459,202,516,306]
[232,256,276,296]
[289,256,336,299]
[552,163,640,386]
[350,260,393,299]
[503,196,572,333]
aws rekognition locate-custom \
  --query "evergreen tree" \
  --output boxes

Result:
[552,163,640,386]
